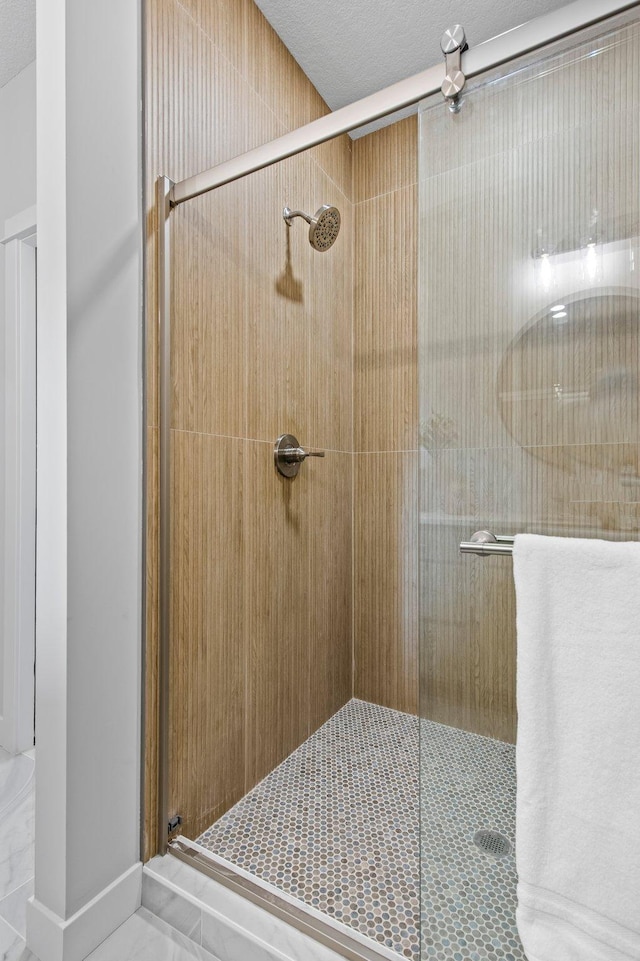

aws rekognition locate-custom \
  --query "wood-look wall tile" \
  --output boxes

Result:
[177,0,245,83]
[238,0,322,135]
[308,452,353,731]
[418,155,525,454]
[244,440,312,790]
[169,430,247,839]
[353,117,418,204]
[146,0,277,429]
[419,108,640,454]
[417,406,640,740]
[352,116,419,718]
[309,127,354,203]
[354,185,418,453]
[177,0,315,144]
[144,0,357,856]
[176,0,354,197]
[417,437,640,744]
[171,183,247,437]
[419,444,525,531]
[244,154,315,444]
[419,519,517,743]
[497,291,640,452]
[144,427,159,861]
[354,452,418,715]
[191,0,354,196]
[146,203,160,431]
[149,0,252,183]
[519,442,640,538]
[418,446,522,742]
[417,22,640,743]
[186,0,321,134]
[306,172,353,454]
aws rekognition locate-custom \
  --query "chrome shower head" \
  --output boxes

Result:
[283,204,341,252]
[309,205,341,251]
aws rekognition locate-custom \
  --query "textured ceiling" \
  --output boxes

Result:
[0,0,36,89]
[0,0,571,116]
[254,0,569,135]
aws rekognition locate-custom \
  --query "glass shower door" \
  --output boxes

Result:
[418,11,640,959]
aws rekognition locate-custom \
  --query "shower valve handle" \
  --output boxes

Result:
[289,447,325,462]
[274,434,325,477]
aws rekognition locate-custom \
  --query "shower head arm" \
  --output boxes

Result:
[282,204,341,251]
[283,207,313,226]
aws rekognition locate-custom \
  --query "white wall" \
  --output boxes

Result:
[27,0,144,957]
[0,62,36,724]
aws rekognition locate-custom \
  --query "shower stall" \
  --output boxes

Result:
[145,2,640,958]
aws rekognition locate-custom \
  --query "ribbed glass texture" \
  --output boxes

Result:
[418,12,640,959]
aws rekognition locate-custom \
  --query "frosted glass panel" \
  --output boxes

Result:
[419,12,640,737]
[418,13,640,959]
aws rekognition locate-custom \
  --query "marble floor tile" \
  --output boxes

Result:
[0,916,35,961]
[0,781,34,902]
[141,874,201,941]
[145,856,349,961]
[0,756,33,818]
[145,856,217,906]
[85,908,217,961]
[0,881,33,940]
[0,750,35,961]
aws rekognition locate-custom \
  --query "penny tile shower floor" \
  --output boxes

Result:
[196,699,525,960]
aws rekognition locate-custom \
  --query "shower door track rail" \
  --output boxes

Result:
[170,0,640,205]
[169,836,402,961]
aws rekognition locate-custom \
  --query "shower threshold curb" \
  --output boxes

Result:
[143,843,401,961]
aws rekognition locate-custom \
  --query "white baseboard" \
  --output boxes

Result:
[26,862,142,961]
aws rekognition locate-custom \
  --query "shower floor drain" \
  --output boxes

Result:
[473,829,512,858]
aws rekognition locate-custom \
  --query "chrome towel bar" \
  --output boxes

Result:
[460,531,515,556]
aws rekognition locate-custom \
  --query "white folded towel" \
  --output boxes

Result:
[513,534,640,961]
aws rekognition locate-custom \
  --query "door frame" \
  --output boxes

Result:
[0,205,37,754]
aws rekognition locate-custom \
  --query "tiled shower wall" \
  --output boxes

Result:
[145,0,444,860]
[418,18,640,743]
[144,0,354,858]
[352,119,419,716]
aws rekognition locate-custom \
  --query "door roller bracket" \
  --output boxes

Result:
[440,25,468,111]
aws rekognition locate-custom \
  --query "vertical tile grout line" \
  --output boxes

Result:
[308,228,313,742]
[350,150,356,701]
